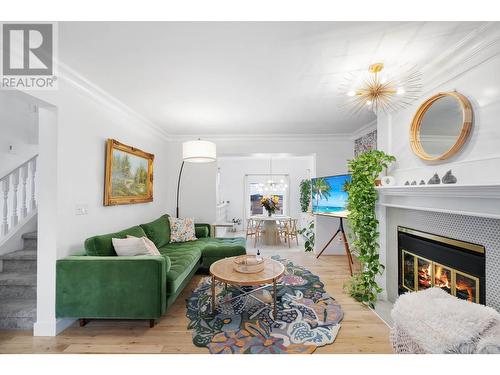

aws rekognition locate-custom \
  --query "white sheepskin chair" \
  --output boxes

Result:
[390,288,500,354]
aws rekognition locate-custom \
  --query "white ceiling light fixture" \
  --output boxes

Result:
[340,62,422,115]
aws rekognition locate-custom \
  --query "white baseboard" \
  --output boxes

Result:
[33,318,76,336]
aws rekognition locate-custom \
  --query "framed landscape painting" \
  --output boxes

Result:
[104,139,154,206]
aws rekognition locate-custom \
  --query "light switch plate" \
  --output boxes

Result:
[75,204,89,215]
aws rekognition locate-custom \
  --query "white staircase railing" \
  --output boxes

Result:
[1,155,38,239]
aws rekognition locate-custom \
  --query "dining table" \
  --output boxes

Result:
[250,215,291,246]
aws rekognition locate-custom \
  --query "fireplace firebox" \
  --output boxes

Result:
[398,226,485,304]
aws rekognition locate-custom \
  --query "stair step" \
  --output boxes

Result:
[0,272,36,286]
[0,298,36,330]
[0,285,36,299]
[1,250,37,273]
[21,231,37,240]
[0,298,36,318]
[0,249,37,260]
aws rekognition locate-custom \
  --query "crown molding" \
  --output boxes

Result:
[57,62,172,141]
[167,133,353,142]
[420,22,500,95]
[349,119,377,140]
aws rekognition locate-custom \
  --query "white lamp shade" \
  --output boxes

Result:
[182,140,217,163]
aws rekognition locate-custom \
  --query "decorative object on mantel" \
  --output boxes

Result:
[410,91,473,162]
[381,175,396,186]
[390,288,500,354]
[419,180,426,185]
[404,181,410,186]
[410,181,417,186]
[344,150,396,306]
[442,170,458,184]
[428,173,441,185]
[340,62,421,115]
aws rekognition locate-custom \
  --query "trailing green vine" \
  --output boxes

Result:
[299,179,311,213]
[298,179,314,252]
[344,150,396,306]
[298,220,315,252]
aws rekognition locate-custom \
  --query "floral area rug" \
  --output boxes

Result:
[186,256,343,354]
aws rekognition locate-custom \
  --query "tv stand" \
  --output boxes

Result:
[316,215,354,276]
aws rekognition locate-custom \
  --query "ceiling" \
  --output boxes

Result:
[59,21,486,136]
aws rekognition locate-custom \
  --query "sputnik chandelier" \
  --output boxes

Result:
[340,62,422,115]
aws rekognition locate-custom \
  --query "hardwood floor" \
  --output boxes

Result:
[0,236,393,354]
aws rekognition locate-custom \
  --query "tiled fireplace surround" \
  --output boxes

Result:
[376,185,500,314]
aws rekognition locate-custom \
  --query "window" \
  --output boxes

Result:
[244,175,289,217]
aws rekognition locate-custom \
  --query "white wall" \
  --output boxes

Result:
[18,68,172,335]
[0,92,39,178]
[217,156,314,225]
[378,35,500,185]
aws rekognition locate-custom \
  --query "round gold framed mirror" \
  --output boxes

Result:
[410,92,473,161]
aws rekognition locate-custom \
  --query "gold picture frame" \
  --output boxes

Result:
[410,91,473,161]
[104,139,154,206]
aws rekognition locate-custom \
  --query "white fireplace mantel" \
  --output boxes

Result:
[376,184,500,220]
[375,183,500,304]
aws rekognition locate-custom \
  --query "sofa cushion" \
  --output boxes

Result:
[140,215,171,248]
[85,226,147,256]
[160,243,202,295]
[195,224,210,239]
[198,237,246,257]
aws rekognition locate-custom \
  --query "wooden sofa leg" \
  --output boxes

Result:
[149,319,157,328]
[79,318,88,327]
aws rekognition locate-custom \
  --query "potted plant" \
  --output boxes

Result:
[344,150,396,306]
[230,218,242,232]
[298,179,315,252]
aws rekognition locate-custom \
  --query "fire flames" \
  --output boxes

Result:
[456,277,475,302]
[418,262,432,289]
[434,265,451,289]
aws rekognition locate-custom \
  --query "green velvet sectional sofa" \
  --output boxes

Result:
[56,214,246,325]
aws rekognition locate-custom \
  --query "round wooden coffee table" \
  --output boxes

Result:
[209,257,285,318]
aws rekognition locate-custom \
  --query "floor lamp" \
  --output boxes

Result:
[176,139,217,218]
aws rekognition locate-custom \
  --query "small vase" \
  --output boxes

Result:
[267,211,272,217]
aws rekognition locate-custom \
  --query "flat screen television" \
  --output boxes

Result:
[311,174,351,216]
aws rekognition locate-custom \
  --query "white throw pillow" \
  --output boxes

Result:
[169,217,197,243]
[112,237,151,256]
[126,235,162,256]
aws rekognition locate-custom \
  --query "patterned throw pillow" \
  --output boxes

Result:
[169,217,197,243]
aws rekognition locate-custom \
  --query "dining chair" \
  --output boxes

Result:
[284,218,299,248]
[246,218,257,240]
[277,219,288,244]
[247,218,263,248]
